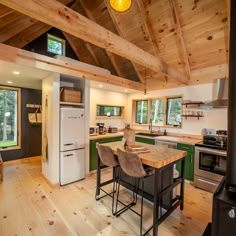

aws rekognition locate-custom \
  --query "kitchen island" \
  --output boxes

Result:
[96,141,187,236]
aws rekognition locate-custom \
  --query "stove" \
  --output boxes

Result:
[194,130,227,193]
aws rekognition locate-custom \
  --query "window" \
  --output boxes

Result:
[133,96,182,127]
[135,100,148,124]
[0,87,20,149]
[47,34,65,56]
[96,105,123,117]
[166,97,182,126]
[151,98,164,126]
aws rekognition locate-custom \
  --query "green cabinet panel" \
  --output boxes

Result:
[135,136,155,145]
[89,136,123,171]
[176,143,195,181]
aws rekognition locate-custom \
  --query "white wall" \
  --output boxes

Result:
[127,83,227,135]
[42,73,60,184]
[90,87,128,129]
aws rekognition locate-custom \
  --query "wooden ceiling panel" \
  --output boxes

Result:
[176,0,228,70]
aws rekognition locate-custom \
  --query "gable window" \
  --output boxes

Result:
[47,34,65,56]
[135,100,148,124]
[0,86,21,149]
[133,96,182,127]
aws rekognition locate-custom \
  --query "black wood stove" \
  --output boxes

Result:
[204,0,236,235]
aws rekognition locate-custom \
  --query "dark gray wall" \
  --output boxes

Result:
[1,88,42,161]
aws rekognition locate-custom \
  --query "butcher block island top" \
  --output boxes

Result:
[104,141,187,169]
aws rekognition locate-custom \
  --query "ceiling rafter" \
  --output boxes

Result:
[105,0,145,83]
[136,0,160,57]
[0,43,145,90]
[168,0,191,80]
[0,0,188,85]
[77,0,124,78]
[5,21,51,48]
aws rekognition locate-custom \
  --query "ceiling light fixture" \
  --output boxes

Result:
[109,0,132,12]
[124,89,128,93]
[7,81,13,84]
[13,71,20,75]
[98,84,103,88]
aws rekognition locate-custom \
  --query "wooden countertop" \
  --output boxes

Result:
[155,136,202,145]
[90,131,202,145]
[89,132,124,140]
[104,141,187,169]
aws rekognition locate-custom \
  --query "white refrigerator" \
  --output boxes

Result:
[60,107,85,185]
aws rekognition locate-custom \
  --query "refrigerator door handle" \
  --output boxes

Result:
[64,154,74,157]
[64,143,74,146]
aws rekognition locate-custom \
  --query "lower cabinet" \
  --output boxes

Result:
[176,143,195,181]
[89,136,123,171]
[135,136,155,145]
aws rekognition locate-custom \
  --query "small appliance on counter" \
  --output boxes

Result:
[96,123,106,135]
[108,127,118,133]
[89,126,98,136]
[194,129,227,192]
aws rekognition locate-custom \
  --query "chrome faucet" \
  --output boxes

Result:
[149,118,153,133]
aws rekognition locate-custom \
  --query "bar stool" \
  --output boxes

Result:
[115,148,154,236]
[95,144,119,214]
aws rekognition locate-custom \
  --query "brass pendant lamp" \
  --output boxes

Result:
[109,0,132,12]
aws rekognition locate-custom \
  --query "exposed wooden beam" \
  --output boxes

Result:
[0,15,37,43]
[2,0,73,46]
[77,0,124,78]
[136,0,160,57]
[0,43,144,91]
[5,21,51,48]
[168,0,191,80]
[104,0,145,83]
[0,0,188,84]
[0,4,13,19]
[63,32,98,66]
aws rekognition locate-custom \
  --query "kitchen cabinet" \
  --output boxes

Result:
[89,136,123,171]
[135,136,155,145]
[176,143,195,181]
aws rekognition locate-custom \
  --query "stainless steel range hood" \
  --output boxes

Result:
[201,78,228,109]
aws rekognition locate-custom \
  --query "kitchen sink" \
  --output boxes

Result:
[136,132,161,137]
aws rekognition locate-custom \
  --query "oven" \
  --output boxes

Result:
[194,146,226,192]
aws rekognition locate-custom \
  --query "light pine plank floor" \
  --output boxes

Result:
[0,157,212,236]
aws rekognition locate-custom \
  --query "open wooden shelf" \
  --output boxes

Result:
[182,101,204,108]
[60,101,85,107]
[181,114,204,120]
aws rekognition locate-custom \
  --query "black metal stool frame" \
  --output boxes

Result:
[95,153,118,215]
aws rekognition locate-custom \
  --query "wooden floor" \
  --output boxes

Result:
[0,157,212,236]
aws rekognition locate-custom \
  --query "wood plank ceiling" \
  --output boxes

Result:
[0,0,229,90]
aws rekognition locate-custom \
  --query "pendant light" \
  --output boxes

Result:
[109,0,132,12]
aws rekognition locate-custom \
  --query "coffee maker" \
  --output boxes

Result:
[96,123,106,135]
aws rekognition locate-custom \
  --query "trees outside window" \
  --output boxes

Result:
[0,87,20,148]
[166,97,182,126]
[134,96,182,127]
[47,34,65,56]
[135,100,148,124]
[151,98,164,126]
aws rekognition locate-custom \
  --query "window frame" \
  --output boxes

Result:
[166,96,182,127]
[132,95,182,128]
[0,86,21,151]
[135,100,148,124]
[47,33,66,56]
[96,104,125,119]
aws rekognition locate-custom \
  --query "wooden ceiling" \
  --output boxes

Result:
[0,0,229,90]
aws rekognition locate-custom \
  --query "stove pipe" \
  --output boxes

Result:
[226,0,236,192]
